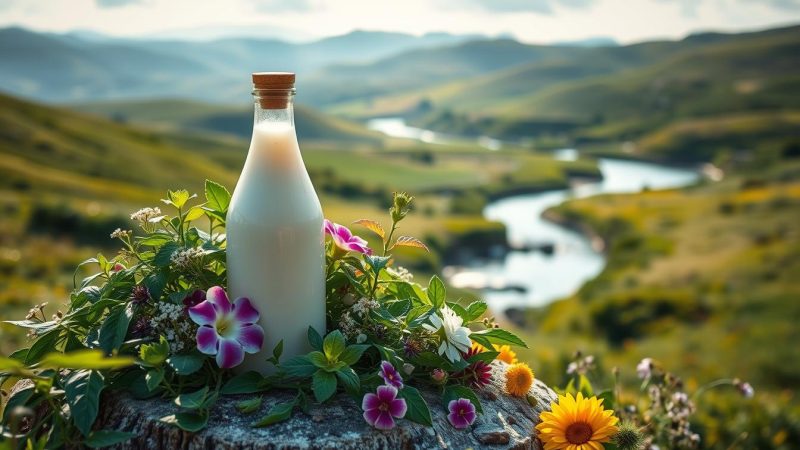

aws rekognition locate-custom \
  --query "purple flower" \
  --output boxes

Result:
[182,289,206,309]
[324,219,372,255]
[447,398,477,429]
[362,385,407,430]
[378,361,404,389]
[188,286,264,369]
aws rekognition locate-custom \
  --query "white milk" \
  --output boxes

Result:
[226,120,325,374]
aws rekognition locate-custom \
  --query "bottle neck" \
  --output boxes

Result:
[253,89,295,127]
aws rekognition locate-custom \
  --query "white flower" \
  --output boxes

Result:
[422,306,471,362]
[637,358,653,379]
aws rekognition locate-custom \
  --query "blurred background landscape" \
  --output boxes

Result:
[1,0,799,447]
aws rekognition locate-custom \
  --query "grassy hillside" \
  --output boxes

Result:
[72,98,385,146]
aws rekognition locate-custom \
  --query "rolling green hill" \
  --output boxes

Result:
[72,98,385,146]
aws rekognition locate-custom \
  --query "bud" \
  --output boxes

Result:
[734,378,754,398]
[130,285,151,304]
[613,422,645,450]
[431,368,448,385]
[341,293,357,306]
[356,333,367,344]
[391,192,413,223]
[112,263,126,272]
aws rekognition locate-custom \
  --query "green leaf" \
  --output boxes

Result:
[0,355,26,371]
[281,355,318,379]
[312,370,338,403]
[272,340,284,362]
[205,180,231,213]
[386,299,411,317]
[25,329,60,365]
[39,350,135,370]
[174,387,208,409]
[470,328,527,348]
[427,275,446,308]
[365,255,391,274]
[167,354,204,375]
[464,302,488,321]
[85,430,137,448]
[160,411,208,432]
[98,305,132,354]
[443,385,484,414]
[251,399,296,428]
[154,242,180,267]
[184,206,206,222]
[323,330,346,361]
[2,386,34,421]
[308,351,329,369]
[307,326,323,351]
[236,396,263,414]
[145,369,163,392]
[578,374,594,397]
[339,345,370,366]
[167,189,193,208]
[398,386,432,426]
[335,367,360,394]
[64,370,104,436]
[221,371,267,395]
[596,389,615,410]
[139,336,170,366]
[467,351,499,365]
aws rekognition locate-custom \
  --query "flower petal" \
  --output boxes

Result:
[216,338,245,368]
[196,326,219,355]
[324,219,336,236]
[448,412,468,429]
[363,408,381,427]
[236,324,264,353]
[362,393,381,411]
[206,286,231,314]
[188,300,218,326]
[376,385,398,402]
[388,398,407,419]
[372,411,396,430]
[232,297,260,324]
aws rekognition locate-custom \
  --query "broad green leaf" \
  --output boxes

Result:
[98,305,132,353]
[443,385,484,414]
[2,386,34,421]
[145,369,163,392]
[167,354,204,375]
[24,329,60,365]
[39,350,134,370]
[464,302,488,321]
[251,399,295,428]
[184,206,206,222]
[308,351,329,369]
[85,430,137,448]
[427,275,446,308]
[398,386,432,426]
[205,180,231,213]
[236,396,262,414]
[339,345,370,366]
[323,330,346,361]
[64,370,104,436]
[470,328,527,348]
[280,355,317,379]
[307,326,323,351]
[578,374,594,397]
[365,255,391,275]
[154,242,180,267]
[221,371,267,395]
[139,336,170,366]
[386,299,411,317]
[467,350,499,365]
[174,387,208,409]
[335,367,360,394]
[272,340,284,362]
[312,370,337,403]
[0,355,25,371]
[160,411,208,432]
[597,389,615,410]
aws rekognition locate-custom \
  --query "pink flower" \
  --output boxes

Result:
[188,286,264,369]
[447,398,477,429]
[378,361,404,389]
[362,385,407,430]
[324,219,372,255]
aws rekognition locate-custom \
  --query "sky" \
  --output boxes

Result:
[1,0,799,43]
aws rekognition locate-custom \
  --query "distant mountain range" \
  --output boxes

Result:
[0,27,485,103]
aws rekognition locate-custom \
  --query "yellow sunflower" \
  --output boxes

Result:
[536,392,619,450]
[505,362,534,397]
[494,344,518,364]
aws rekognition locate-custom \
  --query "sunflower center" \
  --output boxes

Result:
[565,422,593,445]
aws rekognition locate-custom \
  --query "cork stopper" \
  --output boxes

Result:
[252,72,295,109]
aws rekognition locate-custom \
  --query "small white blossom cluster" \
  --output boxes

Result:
[387,266,413,282]
[352,297,378,316]
[110,228,132,239]
[339,311,360,338]
[149,302,194,353]
[130,207,162,223]
[171,247,205,269]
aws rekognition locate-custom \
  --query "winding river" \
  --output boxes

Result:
[367,119,700,312]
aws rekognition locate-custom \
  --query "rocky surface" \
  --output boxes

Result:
[92,362,556,449]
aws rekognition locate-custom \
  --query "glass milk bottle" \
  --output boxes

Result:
[227,72,325,374]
